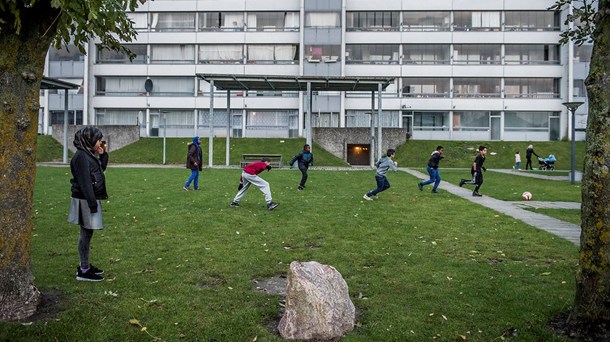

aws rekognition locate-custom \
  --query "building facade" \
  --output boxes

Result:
[39,0,591,141]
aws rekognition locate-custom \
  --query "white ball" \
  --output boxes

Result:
[522,191,532,201]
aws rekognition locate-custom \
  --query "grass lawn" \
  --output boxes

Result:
[1,166,578,341]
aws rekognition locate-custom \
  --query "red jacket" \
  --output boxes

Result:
[244,161,268,175]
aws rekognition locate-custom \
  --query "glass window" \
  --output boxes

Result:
[402,78,449,98]
[50,110,83,125]
[453,45,501,64]
[246,45,299,64]
[312,112,340,128]
[305,12,340,28]
[198,109,242,127]
[454,11,500,31]
[199,45,244,64]
[403,44,450,64]
[453,78,501,98]
[505,112,550,131]
[97,45,147,64]
[48,45,84,61]
[150,12,195,32]
[504,78,559,99]
[199,12,244,31]
[246,110,292,129]
[150,45,195,64]
[345,110,399,127]
[411,111,449,131]
[505,11,560,31]
[152,110,194,128]
[574,79,586,98]
[345,44,399,64]
[96,77,147,96]
[575,45,593,63]
[246,12,299,31]
[505,44,560,64]
[452,111,491,131]
[305,45,340,62]
[95,109,141,125]
[148,77,195,96]
[402,12,450,31]
[126,12,148,31]
[346,11,399,31]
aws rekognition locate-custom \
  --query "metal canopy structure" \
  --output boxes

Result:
[197,74,395,167]
[41,77,80,164]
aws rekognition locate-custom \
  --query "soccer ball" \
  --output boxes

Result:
[522,191,532,201]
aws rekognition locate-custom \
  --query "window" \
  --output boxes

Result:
[48,45,83,61]
[126,12,148,31]
[148,77,195,96]
[199,45,244,64]
[504,78,559,99]
[246,45,299,64]
[505,11,560,31]
[345,110,399,127]
[153,110,194,128]
[574,79,586,98]
[150,12,195,32]
[198,110,241,128]
[453,45,501,64]
[411,111,449,131]
[95,109,141,125]
[246,110,292,129]
[403,44,450,64]
[305,45,340,63]
[50,110,83,125]
[312,112,340,127]
[402,11,450,31]
[402,78,449,98]
[305,12,340,28]
[453,78,501,98]
[150,45,195,64]
[505,45,560,64]
[575,45,593,63]
[505,112,551,131]
[199,12,245,31]
[246,12,299,31]
[454,11,500,31]
[346,44,399,64]
[346,11,399,31]
[452,112,491,131]
[96,76,147,96]
[97,45,147,64]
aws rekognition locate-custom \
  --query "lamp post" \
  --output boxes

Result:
[562,101,584,184]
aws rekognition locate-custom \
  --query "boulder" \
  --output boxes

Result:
[278,261,355,340]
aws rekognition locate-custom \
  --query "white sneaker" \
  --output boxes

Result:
[363,194,373,201]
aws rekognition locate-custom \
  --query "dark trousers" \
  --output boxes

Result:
[526,157,533,170]
[299,166,308,187]
[367,175,390,197]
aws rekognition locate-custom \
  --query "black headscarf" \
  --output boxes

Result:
[73,126,103,159]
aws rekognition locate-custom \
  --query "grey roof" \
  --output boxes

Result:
[197,74,394,92]
[41,76,80,90]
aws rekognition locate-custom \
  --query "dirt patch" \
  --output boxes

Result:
[549,311,610,341]
[19,288,63,323]
[252,275,287,296]
[196,275,225,289]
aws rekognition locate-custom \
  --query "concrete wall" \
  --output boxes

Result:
[313,127,408,162]
[52,125,140,152]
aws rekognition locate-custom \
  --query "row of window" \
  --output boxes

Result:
[125,10,560,32]
[94,76,560,98]
[94,108,559,133]
[95,44,563,65]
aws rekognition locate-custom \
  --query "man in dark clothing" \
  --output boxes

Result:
[230,158,279,210]
[525,144,539,170]
[290,144,314,191]
[184,136,203,191]
[418,146,444,193]
[459,145,487,197]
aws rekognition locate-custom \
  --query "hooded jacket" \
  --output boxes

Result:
[186,136,203,171]
[375,155,397,176]
[427,151,444,169]
[70,129,109,212]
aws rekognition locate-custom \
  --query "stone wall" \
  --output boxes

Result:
[313,128,408,161]
[51,125,140,152]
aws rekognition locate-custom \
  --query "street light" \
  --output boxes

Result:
[562,101,584,184]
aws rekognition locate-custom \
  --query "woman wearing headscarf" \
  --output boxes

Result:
[184,136,203,191]
[68,126,108,282]
[525,144,539,170]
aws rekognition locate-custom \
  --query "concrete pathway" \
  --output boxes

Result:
[402,168,581,245]
[489,168,582,181]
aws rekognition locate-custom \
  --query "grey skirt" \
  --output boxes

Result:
[68,198,104,229]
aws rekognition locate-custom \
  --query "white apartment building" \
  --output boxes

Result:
[39,0,592,141]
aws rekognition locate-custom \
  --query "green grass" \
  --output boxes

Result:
[37,135,72,162]
[523,208,582,226]
[1,167,579,341]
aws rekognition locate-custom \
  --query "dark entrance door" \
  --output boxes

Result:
[347,144,371,165]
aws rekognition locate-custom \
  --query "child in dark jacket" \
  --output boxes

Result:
[184,136,202,191]
[363,149,398,201]
[230,158,279,210]
[290,144,314,190]
[68,127,108,282]
[459,145,487,197]
[418,146,444,193]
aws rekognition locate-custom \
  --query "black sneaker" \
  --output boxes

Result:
[459,179,465,187]
[472,191,482,197]
[431,189,439,193]
[297,185,304,191]
[76,267,104,282]
[230,202,240,208]
[89,264,104,275]
[267,202,279,210]
[417,183,423,191]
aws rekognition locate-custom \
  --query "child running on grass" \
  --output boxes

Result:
[459,145,487,197]
[289,144,314,191]
[363,149,398,201]
[417,145,444,193]
[230,157,279,210]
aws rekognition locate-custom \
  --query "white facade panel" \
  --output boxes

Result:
[399,66,453,77]
[452,99,504,111]
[452,32,504,44]
[503,65,563,78]
[244,0,300,11]
[400,0,453,11]
[349,0,402,10]
[503,99,563,111]
[452,66,504,78]
[244,32,300,44]
[503,0,557,10]
[399,32,453,44]
[404,99,453,110]
[196,0,247,11]
[93,97,149,108]
[503,32,562,44]
[452,0,505,10]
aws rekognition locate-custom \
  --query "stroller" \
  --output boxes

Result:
[537,154,556,171]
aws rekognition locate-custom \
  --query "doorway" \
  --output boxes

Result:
[347,144,371,165]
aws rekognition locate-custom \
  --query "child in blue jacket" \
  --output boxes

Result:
[289,144,314,191]
[363,149,398,201]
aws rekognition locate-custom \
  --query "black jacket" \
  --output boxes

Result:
[186,143,203,171]
[70,150,108,212]
[427,151,444,169]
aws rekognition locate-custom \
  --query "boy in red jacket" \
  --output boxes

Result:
[230,157,279,210]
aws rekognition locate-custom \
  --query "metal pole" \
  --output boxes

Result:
[162,115,167,165]
[226,90,231,166]
[377,83,383,162]
[209,80,214,167]
[370,91,375,167]
[306,82,312,146]
[62,89,69,164]
[570,108,576,184]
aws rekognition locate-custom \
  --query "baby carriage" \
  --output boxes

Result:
[537,154,556,171]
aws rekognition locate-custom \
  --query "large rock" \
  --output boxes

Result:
[278,261,355,340]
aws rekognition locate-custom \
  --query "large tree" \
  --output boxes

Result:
[551,0,610,324]
[0,0,144,321]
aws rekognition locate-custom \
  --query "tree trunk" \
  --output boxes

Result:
[0,3,60,321]
[572,0,610,322]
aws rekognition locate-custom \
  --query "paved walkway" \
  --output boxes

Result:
[402,168,581,245]
[489,168,582,181]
